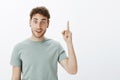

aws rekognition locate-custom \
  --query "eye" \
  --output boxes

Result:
[40,20,47,25]
[41,21,45,24]
[33,20,37,24]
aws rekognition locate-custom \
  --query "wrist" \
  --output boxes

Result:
[66,41,73,47]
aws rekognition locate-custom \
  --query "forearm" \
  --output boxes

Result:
[12,78,21,80]
[66,41,77,73]
[12,76,21,80]
[11,66,21,80]
[62,21,77,74]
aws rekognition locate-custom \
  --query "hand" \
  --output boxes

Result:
[62,21,72,44]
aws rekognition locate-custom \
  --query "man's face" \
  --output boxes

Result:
[30,13,49,38]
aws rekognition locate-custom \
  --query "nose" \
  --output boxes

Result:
[36,23,42,28]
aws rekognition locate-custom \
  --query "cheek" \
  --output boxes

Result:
[30,26,36,31]
[30,23,37,28]
[31,24,36,28]
[30,22,36,27]
[43,27,48,31]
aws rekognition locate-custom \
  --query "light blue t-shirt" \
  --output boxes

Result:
[10,38,67,80]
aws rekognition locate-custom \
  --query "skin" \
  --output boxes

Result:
[11,14,77,80]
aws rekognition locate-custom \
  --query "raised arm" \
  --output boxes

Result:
[60,21,78,74]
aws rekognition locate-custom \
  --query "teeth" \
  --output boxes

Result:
[36,30,41,32]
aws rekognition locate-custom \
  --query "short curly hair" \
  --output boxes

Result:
[30,6,50,19]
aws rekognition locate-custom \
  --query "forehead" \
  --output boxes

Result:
[31,13,47,20]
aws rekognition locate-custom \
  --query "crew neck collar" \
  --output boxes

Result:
[27,37,48,44]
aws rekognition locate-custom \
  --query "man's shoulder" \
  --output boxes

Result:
[46,38,60,45]
[13,39,28,49]
[45,38,63,51]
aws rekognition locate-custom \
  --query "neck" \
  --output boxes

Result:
[30,35,45,41]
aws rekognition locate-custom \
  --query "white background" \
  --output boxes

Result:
[0,0,120,80]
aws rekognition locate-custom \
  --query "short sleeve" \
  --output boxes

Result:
[10,44,22,66]
[57,43,67,62]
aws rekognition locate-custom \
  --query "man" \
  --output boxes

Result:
[10,6,77,80]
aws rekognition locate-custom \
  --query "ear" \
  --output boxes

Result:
[47,20,50,28]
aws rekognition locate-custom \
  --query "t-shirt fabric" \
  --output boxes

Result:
[10,37,67,80]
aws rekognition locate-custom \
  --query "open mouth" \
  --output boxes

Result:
[36,30,42,33]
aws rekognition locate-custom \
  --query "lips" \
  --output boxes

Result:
[36,30,42,33]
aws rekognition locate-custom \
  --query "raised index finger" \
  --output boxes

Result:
[67,21,70,31]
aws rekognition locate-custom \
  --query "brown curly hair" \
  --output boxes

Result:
[30,6,50,19]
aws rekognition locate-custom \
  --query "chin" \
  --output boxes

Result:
[32,30,46,38]
[34,33,45,38]
[33,34,43,38]
[36,35,44,38]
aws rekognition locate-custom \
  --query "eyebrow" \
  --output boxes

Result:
[33,18,47,21]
